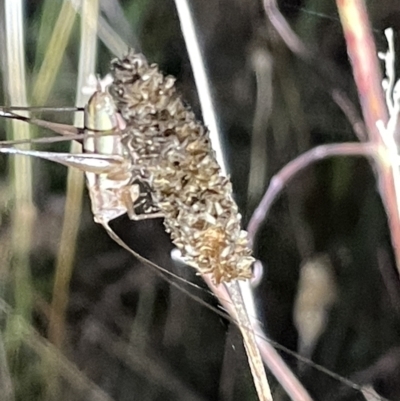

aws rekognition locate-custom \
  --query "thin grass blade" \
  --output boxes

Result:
[2,0,35,349]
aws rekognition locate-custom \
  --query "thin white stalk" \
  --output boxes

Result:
[360,385,381,401]
[173,0,226,175]
[377,28,400,227]
[379,29,396,115]
[173,1,274,400]
[98,15,129,58]
[204,275,314,401]
[226,281,273,401]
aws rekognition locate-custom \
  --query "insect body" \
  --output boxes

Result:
[82,81,162,225]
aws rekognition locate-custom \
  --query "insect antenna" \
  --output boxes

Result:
[0,106,84,113]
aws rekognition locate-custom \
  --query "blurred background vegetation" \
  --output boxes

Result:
[0,0,400,400]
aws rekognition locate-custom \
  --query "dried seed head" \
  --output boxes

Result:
[109,50,253,283]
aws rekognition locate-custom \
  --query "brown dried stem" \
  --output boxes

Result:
[203,274,314,401]
[247,142,375,248]
[335,0,400,275]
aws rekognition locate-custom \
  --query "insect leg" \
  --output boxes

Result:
[0,147,128,175]
[0,144,163,223]
[0,109,81,138]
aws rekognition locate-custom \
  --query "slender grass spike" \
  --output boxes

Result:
[109,51,254,284]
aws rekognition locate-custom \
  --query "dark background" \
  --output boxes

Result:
[1,0,400,400]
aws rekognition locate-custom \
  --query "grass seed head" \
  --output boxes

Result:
[110,51,253,283]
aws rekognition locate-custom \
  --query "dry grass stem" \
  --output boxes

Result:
[31,0,78,105]
[173,0,226,173]
[247,142,375,247]
[335,0,400,276]
[48,0,99,350]
[203,275,314,401]
[3,0,35,347]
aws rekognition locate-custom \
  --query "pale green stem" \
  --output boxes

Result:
[3,0,35,348]
[31,0,78,105]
